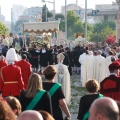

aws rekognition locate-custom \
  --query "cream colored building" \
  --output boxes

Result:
[61,4,82,16]
[61,2,119,24]
[93,2,119,24]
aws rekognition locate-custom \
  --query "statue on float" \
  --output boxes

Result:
[74,33,87,46]
[29,33,51,49]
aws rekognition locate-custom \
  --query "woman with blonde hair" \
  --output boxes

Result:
[77,79,103,120]
[43,65,71,120]
[19,73,52,115]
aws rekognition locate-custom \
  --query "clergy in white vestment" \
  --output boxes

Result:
[105,51,114,77]
[79,51,87,87]
[86,51,94,81]
[54,53,71,104]
[93,51,98,80]
[93,50,106,83]
[79,50,94,87]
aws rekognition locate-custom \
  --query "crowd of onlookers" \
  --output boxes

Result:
[1,33,120,120]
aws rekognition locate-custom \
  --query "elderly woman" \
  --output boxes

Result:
[77,80,103,120]
[43,65,71,120]
[19,73,52,115]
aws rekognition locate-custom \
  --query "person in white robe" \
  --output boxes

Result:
[54,53,71,104]
[93,50,106,83]
[86,51,94,81]
[79,50,94,87]
[93,51,98,80]
[79,51,87,87]
[105,51,114,77]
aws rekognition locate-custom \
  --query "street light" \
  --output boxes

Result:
[85,0,87,40]
[42,0,55,21]
[65,0,67,40]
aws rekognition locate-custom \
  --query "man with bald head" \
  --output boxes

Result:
[18,110,43,120]
[89,97,119,120]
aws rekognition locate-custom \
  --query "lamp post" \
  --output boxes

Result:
[45,4,47,22]
[65,0,67,40]
[85,0,87,40]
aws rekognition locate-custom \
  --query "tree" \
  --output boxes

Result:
[55,13,64,20]
[60,11,85,40]
[42,4,53,22]
[94,20,116,33]
[89,26,115,42]
[0,22,8,35]
[59,11,94,40]
[105,34,116,45]
[14,19,29,32]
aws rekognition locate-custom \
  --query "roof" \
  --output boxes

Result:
[23,21,59,33]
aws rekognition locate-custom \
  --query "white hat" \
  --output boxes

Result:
[6,48,18,63]
[57,53,65,60]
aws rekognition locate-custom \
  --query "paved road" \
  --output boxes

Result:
[69,73,86,120]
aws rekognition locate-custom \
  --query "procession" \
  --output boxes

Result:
[1,0,120,120]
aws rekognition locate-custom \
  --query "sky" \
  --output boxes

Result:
[0,0,116,21]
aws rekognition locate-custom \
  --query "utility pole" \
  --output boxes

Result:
[85,0,87,40]
[65,0,67,40]
[76,0,78,16]
[45,4,47,22]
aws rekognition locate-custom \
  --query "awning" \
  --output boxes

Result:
[23,21,59,33]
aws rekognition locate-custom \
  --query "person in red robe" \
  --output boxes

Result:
[15,54,32,89]
[115,54,120,64]
[0,48,24,97]
[100,61,120,101]
[0,54,7,70]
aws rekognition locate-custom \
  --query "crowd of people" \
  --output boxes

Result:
[1,33,120,120]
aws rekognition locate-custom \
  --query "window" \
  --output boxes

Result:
[104,15,108,21]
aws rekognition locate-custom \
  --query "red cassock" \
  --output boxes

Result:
[100,75,120,101]
[15,60,32,89]
[0,61,7,70]
[0,64,24,97]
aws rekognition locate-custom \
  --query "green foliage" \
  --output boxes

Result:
[60,20,65,31]
[60,11,84,40]
[89,26,115,42]
[14,19,29,32]
[42,4,53,22]
[0,22,8,35]
[59,10,94,40]
[94,20,116,33]
[55,13,64,20]
[89,20,116,42]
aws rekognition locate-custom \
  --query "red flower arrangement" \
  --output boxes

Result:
[105,34,116,45]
